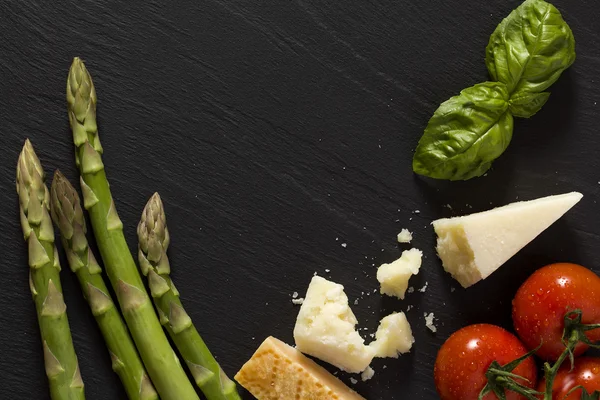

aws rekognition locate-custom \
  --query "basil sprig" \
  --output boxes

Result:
[413,0,575,181]
[413,82,514,181]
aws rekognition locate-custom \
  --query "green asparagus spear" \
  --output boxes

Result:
[66,57,199,400]
[16,140,85,400]
[50,171,158,400]
[137,193,241,400]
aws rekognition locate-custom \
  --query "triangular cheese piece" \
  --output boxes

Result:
[433,192,582,288]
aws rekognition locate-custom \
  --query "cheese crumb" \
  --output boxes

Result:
[407,286,414,294]
[341,243,347,248]
[361,366,375,382]
[376,249,422,299]
[396,229,413,243]
[369,312,414,358]
[424,312,437,333]
[349,378,358,385]
[292,298,304,305]
[418,282,428,293]
[292,292,298,299]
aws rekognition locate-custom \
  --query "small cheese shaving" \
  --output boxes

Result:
[424,312,437,333]
[292,292,299,299]
[349,378,358,385]
[396,229,413,243]
[418,282,428,293]
[361,366,375,382]
[292,298,304,305]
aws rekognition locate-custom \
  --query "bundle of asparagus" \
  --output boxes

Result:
[15,58,241,400]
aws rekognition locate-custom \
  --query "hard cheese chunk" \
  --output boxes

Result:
[294,276,375,373]
[377,249,422,299]
[235,336,365,400]
[369,312,414,358]
[434,192,583,288]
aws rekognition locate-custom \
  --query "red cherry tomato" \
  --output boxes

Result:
[537,357,600,399]
[512,263,600,360]
[434,324,537,400]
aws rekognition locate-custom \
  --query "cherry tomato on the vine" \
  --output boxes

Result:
[434,324,537,400]
[512,263,600,360]
[537,357,600,399]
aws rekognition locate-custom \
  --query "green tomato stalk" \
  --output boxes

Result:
[480,310,600,400]
[17,140,85,400]
[137,193,241,400]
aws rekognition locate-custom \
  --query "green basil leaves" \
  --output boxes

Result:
[486,0,576,96]
[413,82,513,181]
[413,0,575,180]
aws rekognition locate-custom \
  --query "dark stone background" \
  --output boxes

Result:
[0,0,598,398]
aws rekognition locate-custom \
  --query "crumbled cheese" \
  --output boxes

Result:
[396,229,413,243]
[293,276,375,373]
[450,287,456,293]
[325,269,330,273]
[424,313,437,333]
[418,282,428,293]
[361,366,375,382]
[407,286,414,294]
[292,292,299,299]
[292,298,304,305]
[349,378,358,385]
[369,312,414,358]
[376,249,422,300]
[341,243,347,248]
[406,305,413,312]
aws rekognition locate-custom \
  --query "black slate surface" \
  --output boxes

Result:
[0,0,599,399]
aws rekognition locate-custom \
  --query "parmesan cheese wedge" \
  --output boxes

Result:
[235,336,365,400]
[433,192,583,288]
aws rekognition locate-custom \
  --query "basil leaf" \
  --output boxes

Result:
[486,0,576,96]
[508,91,550,118]
[413,82,514,181]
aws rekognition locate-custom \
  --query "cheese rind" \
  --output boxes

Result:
[369,312,414,358]
[376,249,422,299]
[293,276,375,373]
[433,192,583,288]
[235,336,365,400]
